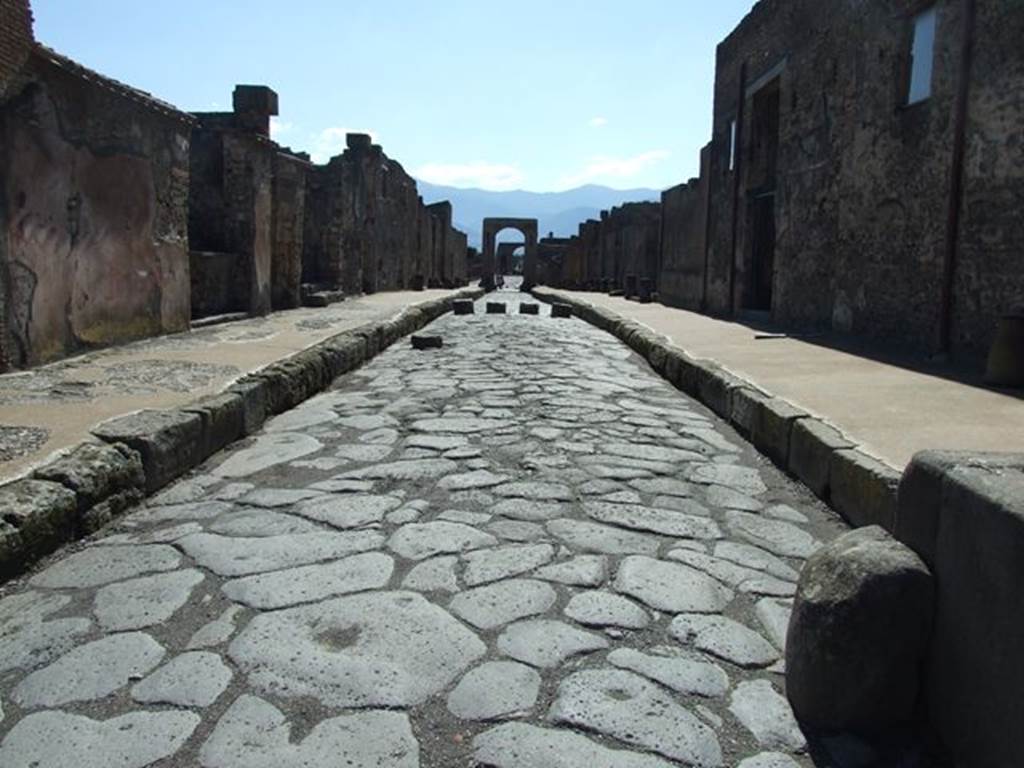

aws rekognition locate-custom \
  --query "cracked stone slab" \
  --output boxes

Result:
[447,660,541,720]
[547,669,723,766]
[132,651,232,707]
[462,543,555,586]
[729,680,807,752]
[497,619,609,667]
[213,432,323,478]
[178,531,383,576]
[292,493,401,529]
[724,512,820,558]
[30,544,181,589]
[564,591,649,629]
[547,519,662,555]
[199,694,418,768]
[473,722,677,768]
[402,555,459,592]
[449,579,556,629]
[229,591,485,707]
[13,632,165,708]
[94,568,205,631]
[388,521,497,560]
[670,614,780,668]
[534,555,608,586]
[222,552,394,609]
[608,647,729,698]
[584,501,721,539]
[613,555,733,613]
[0,710,199,768]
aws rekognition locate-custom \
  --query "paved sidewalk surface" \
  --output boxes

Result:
[542,290,1024,469]
[0,292,928,767]
[0,289,462,482]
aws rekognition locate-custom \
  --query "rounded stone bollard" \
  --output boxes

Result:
[486,302,507,315]
[785,525,933,732]
[519,303,539,315]
[452,299,475,315]
[551,303,573,319]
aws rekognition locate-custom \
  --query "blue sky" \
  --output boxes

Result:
[32,0,755,192]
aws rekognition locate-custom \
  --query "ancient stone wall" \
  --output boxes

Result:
[659,145,710,310]
[0,47,192,367]
[0,0,33,99]
[270,151,309,309]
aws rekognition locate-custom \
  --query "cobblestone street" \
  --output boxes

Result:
[0,293,851,767]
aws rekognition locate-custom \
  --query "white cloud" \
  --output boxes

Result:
[413,162,525,191]
[558,149,671,188]
[309,126,378,163]
[269,117,293,141]
[589,116,608,127]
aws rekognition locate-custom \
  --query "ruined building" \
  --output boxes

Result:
[0,0,467,371]
[552,0,1023,362]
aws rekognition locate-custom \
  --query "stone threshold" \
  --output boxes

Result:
[533,288,900,533]
[0,288,485,583]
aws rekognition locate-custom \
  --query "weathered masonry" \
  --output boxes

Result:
[547,0,1023,364]
[0,0,468,370]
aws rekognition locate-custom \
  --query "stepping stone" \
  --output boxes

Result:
[547,669,723,766]
[725,511,819,558]
[222,552,394,609]
[199,695,418,768]
[608,647,729,698]
[213,433,323,478]
[292,494,401,529]
[132,651,232,707]
[402,556,459,593]
[462,544,555,586]
[411,334,443,349]
[30,545,180,589]
[551,303,573,318]
[447,661,541,720]
[613,555,733,613]
[453,299,475,315]
[547,519,662,556]
[0,710,199,768]
[519,303,540,315]
[564,591,649,629]
[178,531,383,577]
[473,722,676,768]
[670,614,780,668]
[487,302,507,314]
[13,632,165,708]
[534,555,608,586]
[388,521,497,560]
[229,591,485,707]
[497,619,608,667]
[584,501,721,539]
[94,569,205,631]
[449,579,556,629]
[729,680,807,752]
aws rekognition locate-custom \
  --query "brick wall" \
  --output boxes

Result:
[0,0,33,98]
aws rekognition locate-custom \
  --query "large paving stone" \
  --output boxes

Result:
[292,493,401,529]
[729,680,806,753]
[547,519,662,555]
[473,722,677,768]
[208,509,321,537]
[493,481,574,501]
[490,498,567,521]
[564,590,649,629]
[608,647,729,698]
[199,694,418,768]
[93,568,205,630]
[412,416,514,433]
[724,511,819,558]
[713,541,799,581]
[628,477,694,497]
[178,531,383,576]
[670,614,780,668]
[439,469,511,490]
[534,554,608,586]
[497,619,609,667]
[222,552,394,609]
[447,660,541,720]
[229,591,485,707]
[132,651,233,707]
[388,521,498,560]
[402,555,459,592]
[666,549,796,597]
[13,632,165,708]
[343,457,458,480]
[613,555,733,613]
[30,544,181,589]
[462,543,555,585]
[449,579,556,629]
[213,432,323,478]
[0,710,199,768]
[0,591,92,673]
[547,669,723,766]
[584,500,721,539]
[687,463,767,495]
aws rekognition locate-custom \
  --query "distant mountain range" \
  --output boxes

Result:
[416,182,661,249]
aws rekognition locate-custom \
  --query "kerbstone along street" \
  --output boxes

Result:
[0,293,856,767]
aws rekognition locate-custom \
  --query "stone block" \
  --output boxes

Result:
[411,335,443,350]
[751,397,809,469]
[0,479,77,576]
[551,303,573,318]
[453,299,475,315]
[645,338,668,376]
[93,410,204,493]
[181,392,246,460]
[33,441,144,512]
[829,448,900,531]
[789,419,855,500]
[729,386,770,438]
[786,526,933,732]
[694,362,743,419]
[228,378,270,436]
[486,302,507,315]
[519,303,539,315]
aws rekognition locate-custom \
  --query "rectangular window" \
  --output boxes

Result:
[728,119,737,170]
[907,7,936,104]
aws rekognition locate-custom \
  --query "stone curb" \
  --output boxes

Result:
[0,288,483,582]
[530,287,900,530]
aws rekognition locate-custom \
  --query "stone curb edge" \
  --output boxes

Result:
[0,288,484,582]
[531,287,900,532]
